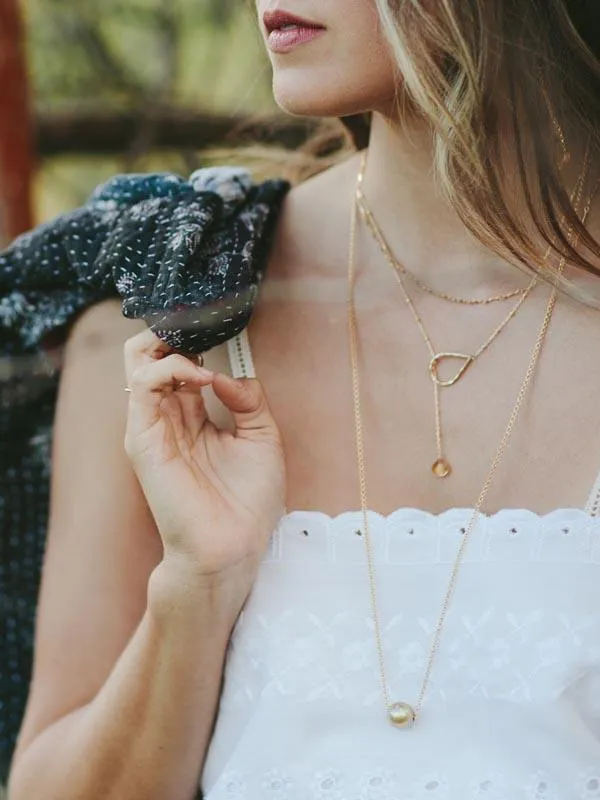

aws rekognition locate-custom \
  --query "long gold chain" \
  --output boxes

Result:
[356,186,530,305]
[347,151,594,728]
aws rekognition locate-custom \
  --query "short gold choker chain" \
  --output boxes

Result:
[347,149,594,729]
[356,185,529,306]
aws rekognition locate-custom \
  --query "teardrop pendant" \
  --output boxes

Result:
[429,353,474,387]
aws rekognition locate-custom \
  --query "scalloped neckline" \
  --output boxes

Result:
[280,506,598,522]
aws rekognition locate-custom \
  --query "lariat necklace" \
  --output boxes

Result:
[357,175,538,478]
[347,147,594,728]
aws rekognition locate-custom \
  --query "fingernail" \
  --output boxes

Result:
[196,366,214,378]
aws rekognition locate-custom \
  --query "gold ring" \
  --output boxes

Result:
[125,380,189,393]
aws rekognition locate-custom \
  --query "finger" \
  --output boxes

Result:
[124,328,203,387]
[124,329,172,382]
[128,355,214,398]
[124,357,214,450]
[211,373,276,435]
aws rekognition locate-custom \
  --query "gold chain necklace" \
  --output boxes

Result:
[347,152,593,729]
[356,185,529,305]
[356,162,539,478]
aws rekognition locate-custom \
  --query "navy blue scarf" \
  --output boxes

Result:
[0,166,289,781]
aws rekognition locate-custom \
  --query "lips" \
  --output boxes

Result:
[263,9,326,53]
[263,10,324,35]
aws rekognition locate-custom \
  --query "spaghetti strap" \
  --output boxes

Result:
[226,329,257,379]
[584,468,600,516]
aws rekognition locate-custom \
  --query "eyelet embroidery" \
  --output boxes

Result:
[577,772,600,799]
[261,769,294,800]
[309,769,346,800]
[264,509,600,565]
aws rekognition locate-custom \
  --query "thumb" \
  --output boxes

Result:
[211,373,277,435]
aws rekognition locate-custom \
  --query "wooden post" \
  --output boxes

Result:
[0,0,34,243]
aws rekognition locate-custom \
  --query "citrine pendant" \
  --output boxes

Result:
[432,458,452,478]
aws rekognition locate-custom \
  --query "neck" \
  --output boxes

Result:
[361,113,537,299]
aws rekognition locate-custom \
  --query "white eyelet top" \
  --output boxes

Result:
[200,330,600,800]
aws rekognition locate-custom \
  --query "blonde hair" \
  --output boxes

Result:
[371,0,600,295]
[242,1,600,295]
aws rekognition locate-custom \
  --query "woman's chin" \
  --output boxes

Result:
[272,69,398,120]
[273,81,368,119]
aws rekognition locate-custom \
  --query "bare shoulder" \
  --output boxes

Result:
[270,153,362,275]
[66,297,146,353]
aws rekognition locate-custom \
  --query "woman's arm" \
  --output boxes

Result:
[9,573,236,800]
[7,301,238,800]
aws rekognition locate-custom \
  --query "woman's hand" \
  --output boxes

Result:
[123,328,286,591]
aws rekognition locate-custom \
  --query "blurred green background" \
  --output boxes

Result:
[25,0,281,221]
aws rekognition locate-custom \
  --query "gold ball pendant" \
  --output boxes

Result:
[388,702,416,728]
[432,458,452,479]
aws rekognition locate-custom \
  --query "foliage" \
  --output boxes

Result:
[24,0,278,218]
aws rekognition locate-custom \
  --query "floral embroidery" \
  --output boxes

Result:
[261,768,295,800]
[309,769,347,800]
[360,769,400,800]
[206,768,600,799]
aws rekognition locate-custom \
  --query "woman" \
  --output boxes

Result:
[5,1,600,798]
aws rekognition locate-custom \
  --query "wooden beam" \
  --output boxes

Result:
[0,0,34,241]
[34,109,319,157]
